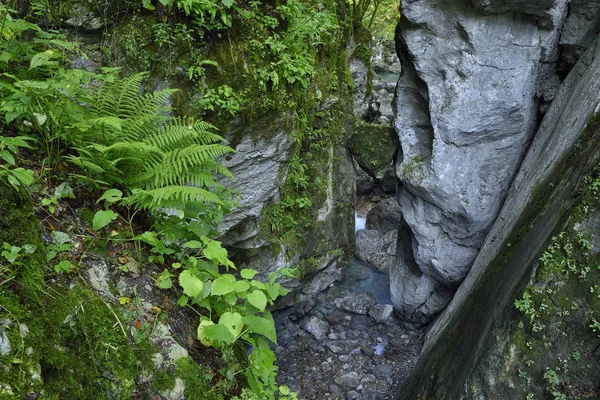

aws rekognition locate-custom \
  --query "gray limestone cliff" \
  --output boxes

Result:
[396,3,600,398]
[391,0,576,325]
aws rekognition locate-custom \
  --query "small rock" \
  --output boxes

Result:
[301,316,330,340]
[334,371,360,387]
[335,293,377,315]
[374,363,393,378]
[346,390,359,399]
[320,362,332,373]
[369,304,394,324]
[356,384,364,392]
[326,340,360,354]
[361,374,377,384]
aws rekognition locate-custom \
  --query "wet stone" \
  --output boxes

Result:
[334,293,377,315]
[334,371,359,387]
[326,340,360,354]
[369,304,394,324]
[301,316,330,340]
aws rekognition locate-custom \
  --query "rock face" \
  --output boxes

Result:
[365,198,401,235]
[559,0,600,72]
[397,27,600,400]
[390,0,570,324]
[219,117,295,249]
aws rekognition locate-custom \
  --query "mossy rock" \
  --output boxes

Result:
[349,120,397,179]
[0,284,157,399]
[0,181,45,292]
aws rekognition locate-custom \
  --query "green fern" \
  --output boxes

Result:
[71,72,234,212]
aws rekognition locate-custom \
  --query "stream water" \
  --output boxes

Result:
[274,257,423,399]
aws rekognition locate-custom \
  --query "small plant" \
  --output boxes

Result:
[589,317,600,337]
[0,136,35,190]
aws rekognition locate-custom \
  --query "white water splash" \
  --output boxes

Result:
[355,212,366,232]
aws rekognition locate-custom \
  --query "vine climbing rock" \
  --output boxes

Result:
[391,0,572,324]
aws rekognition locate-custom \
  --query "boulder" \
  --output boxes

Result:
[334,292,377,315]
[391,0,570,323]
[355,229,397,271]
[559,0,600,72]
[365,198,401,235]
[369,304,394,324]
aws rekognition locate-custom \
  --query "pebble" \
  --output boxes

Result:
[334,371,359,387]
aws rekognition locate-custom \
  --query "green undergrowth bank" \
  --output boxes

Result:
[0,0,382,397]
[505,167,600,400]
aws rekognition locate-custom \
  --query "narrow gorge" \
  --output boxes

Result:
[1,0,600,399]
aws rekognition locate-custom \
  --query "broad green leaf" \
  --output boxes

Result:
[179,270,203,297]
[235,280,250,293]
[211,274,237,296]
[156,269,174,289]
[219,312,243,338]
[198,280,211,300]
[177,295,188,307]
[266,283,282,301]
[22,244,36,254]
[225,293,238,305]
[183,240,203,249]
[269,271,277,284]
[197,319,216,346]
[202,323,235,344]
[33,112,46,126]
[201,236,234,268]
[241,269,258,279]
[247,290,267,311]
[222,0,234,7]
[279,386,291,396]
[97,188,123,204]
[142,0,155,9]
[51,231,71,244]
[251,280,265,290]
[8,168,34,188]
[93,210,118,230]
[0,150,15,165]
[29,51,58,69]
[138,231,160,247]
[54,182,75,199]
[243,314,277,343]
[54,260,71,273]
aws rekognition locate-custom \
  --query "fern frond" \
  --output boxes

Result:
[128,186,222,211]
[72,73,236,213]
[95,73,146,117]
[156,145,234,177]
[149,118,224,151]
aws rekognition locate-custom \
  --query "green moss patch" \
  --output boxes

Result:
[0,284,156,399]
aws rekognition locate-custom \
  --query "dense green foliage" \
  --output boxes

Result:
[0,2,318,397]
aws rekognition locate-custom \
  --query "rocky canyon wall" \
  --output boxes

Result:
[393,0,600,398]
[391,0,598,326]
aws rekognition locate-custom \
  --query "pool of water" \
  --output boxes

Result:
[376,72,400,83]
